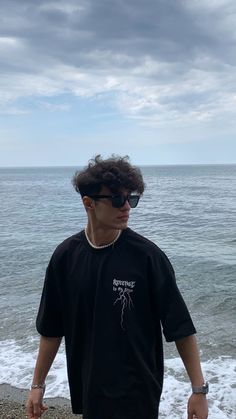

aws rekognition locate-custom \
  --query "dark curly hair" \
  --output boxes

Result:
[72,155,145,197]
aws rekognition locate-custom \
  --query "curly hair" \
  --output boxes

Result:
[72,155,145,197]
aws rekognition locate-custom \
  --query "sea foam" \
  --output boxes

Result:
[0,339,235,418]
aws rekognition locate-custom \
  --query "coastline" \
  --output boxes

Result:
[0,383,82,418]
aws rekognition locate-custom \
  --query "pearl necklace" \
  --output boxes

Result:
[85,229,121,249]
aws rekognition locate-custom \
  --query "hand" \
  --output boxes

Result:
[187,393,208,419]
[26,388,48,418]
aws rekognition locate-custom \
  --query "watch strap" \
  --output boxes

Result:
[192,382,209,394]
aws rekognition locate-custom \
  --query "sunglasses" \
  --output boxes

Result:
[88,194,140,208]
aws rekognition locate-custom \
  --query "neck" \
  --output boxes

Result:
[85,225,121,247]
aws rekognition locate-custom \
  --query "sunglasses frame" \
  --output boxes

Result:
[88,194,140,208]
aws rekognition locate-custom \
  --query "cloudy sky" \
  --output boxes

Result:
[0,0,235,166]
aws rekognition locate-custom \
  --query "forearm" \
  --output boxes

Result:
[175,334,205,386]
[32,335,62,385]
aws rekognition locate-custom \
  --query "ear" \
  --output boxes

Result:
[83,196,94,211]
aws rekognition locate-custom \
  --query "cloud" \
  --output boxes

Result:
[0,0,235,125]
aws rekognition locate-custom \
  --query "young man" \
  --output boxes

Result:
[26,155,208,419]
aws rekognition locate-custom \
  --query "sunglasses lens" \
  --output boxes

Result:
[111,194,140,208]
[128,195,140,208]
[112,196,125,208]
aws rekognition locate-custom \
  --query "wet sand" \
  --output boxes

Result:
[0,384,82,418]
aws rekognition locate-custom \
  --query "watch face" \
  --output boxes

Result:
[203,383,209,393]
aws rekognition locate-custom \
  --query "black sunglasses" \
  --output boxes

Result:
[88,194,140,208]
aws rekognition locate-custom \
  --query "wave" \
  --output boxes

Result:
[0,339,235,418]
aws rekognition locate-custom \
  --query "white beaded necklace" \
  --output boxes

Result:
[85,229,121,249]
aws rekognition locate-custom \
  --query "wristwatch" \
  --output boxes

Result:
[192,382,209,394]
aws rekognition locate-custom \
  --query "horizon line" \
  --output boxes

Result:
[0,163,236,169]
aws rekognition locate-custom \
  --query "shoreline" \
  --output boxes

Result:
[0,383,82,418]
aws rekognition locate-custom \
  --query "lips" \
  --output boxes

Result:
[117,215,129,221]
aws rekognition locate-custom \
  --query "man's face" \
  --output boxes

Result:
[91,186,131,231]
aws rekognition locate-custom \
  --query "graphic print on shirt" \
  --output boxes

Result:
[113,278,136,330]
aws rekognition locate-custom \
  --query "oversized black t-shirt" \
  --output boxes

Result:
[36,228,196,419]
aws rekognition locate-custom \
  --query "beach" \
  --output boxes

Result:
[0,384,80,418]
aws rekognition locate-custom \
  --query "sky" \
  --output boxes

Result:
[0,0,236,166]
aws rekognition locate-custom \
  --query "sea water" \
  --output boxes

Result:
[0,165,235,417]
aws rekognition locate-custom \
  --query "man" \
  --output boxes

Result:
[26,155,208,419]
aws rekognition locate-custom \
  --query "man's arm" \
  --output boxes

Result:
[175,334,208,419]
[26,336,62,419]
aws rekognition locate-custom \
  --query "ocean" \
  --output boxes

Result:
[0,165,235,418]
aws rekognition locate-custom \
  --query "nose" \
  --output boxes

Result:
[121,198,131,210]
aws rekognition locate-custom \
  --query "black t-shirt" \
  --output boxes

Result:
[36,228,196,419]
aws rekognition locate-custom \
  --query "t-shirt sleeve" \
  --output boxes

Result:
[150,249,196,342]
[36,253,64,337]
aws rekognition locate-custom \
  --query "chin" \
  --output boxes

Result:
[117,221,128,230]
